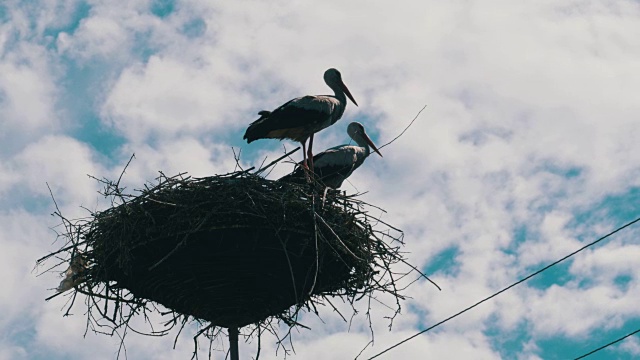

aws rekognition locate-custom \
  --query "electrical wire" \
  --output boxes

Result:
[365,215,640,359]
[573,327,640,359]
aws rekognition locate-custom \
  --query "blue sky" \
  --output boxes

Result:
[1,0,640,359]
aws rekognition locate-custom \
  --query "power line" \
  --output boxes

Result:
[366,215,640,359]
[573,327,640,359]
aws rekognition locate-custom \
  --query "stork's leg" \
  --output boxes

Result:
[307,133,315,171]
[321,186,329,208]
[301,140,308,169]
[301,140,311,182]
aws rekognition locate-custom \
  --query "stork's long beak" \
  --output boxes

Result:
[363,132,382,157]
[341,81,358,106]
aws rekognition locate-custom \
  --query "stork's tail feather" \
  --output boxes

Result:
[278,172,302,184]
[278,168,308,185]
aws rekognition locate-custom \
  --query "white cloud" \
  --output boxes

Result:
[0,212,53,327]
[571,244,640,281]
[116,138,248,185]
[8,135,105,213]
[525,283,640,337]
[102,55,252,142]
[0,48,60,147]
[0,162,18,195]
[57,15,130,60]
[517,210,581,267]
[359,330,499,360]
[619,335,640,356]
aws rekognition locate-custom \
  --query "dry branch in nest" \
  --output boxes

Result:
[38,155,426,358]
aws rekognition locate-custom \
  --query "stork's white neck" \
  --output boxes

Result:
[351,132,371,157]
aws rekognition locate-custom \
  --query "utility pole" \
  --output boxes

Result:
[229,327,239,360]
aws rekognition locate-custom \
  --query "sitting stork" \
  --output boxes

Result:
[243,68,358,170]
[279,122,382,189]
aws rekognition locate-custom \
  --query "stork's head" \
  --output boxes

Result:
[324,68,341,83]
[324,68,358,106]
[347,122,382,157]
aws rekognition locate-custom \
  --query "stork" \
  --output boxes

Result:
[243,68,358,170]
[279,122,382,189]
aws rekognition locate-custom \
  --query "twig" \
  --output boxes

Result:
[314,212,365,262]
[378,105,427,150]
[116,154,136,189]
[398,258,441,291]
[232,147,244,172]
[254,147,301,176]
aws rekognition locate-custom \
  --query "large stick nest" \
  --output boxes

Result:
[39,159,417,356]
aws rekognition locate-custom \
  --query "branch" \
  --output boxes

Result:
[378,105,427,150]
[254,147,301,176]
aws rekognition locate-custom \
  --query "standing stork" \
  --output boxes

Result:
[243,68,358,170]
[279,122,382,189]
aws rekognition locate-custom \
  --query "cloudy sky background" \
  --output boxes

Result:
[1,0,640,359]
